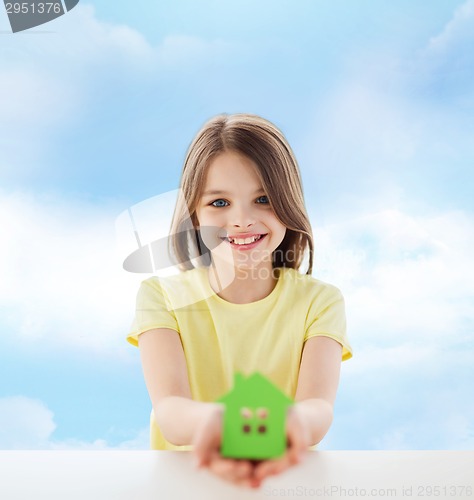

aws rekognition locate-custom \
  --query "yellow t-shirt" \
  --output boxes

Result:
[127,266,352,450]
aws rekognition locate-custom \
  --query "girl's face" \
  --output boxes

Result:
[195,151,287,270]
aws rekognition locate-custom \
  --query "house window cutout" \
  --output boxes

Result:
[256,407,269,419]
[257,407,268,433]
[240,407,253,419]
[241,407,253,433]
[239,406,270,434]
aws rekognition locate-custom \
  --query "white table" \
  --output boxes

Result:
[0,451,472,499]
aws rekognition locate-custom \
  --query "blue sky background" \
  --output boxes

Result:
[1,1,473,450]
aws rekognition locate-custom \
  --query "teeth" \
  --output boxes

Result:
[229,235,261,245]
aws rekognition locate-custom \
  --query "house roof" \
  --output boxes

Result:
[218,372,293,407]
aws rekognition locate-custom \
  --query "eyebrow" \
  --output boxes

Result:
[202,188,266,196]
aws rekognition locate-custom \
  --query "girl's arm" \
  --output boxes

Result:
[138,328,221,446]
[293,335,342,445]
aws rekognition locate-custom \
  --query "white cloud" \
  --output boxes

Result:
[0,395,148,449]
[311,206,474,348]
[0,396,56,448]
[369,410,474,451]
[0,67,81,179]
[300,75,426,223]
[425,0,474,54]
[0,68,77,127]
[0,189,143,357]
[301,2,474,221]
[0,3,154,176]
[0,4,154,68]
[307,82,418,169]
[156,35,236,69]
[0,4,241,177]
[414,0,474,98]
[328,362,474,450]
[370,426,412,450]
[48,428,149,450]
[0,2,241,84]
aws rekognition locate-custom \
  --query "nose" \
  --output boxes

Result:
[230,204,256,229]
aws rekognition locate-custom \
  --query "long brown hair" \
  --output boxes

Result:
[169,113,314,274]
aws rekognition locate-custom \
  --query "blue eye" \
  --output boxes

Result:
[210,196,269,207]
[211,199,229,207]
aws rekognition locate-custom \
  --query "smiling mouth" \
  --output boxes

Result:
[219,234,268,245]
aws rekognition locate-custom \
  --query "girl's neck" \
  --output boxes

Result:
[207,259,279,304]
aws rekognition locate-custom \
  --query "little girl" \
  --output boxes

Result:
[127,113,352,488]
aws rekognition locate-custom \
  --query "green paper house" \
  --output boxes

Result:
[217,372,294,460]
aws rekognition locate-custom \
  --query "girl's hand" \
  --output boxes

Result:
[192,403,257,488]
[192,403,312,488]
[252,405,312,484]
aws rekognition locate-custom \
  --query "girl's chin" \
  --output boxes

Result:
[210,253,272,270]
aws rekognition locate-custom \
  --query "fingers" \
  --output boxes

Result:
[207,456,255,488]
[197,451,306,488]
[210,457,251,478]
[253,455,292,481]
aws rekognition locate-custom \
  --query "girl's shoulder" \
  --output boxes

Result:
[141,266,204,288]
[139,266,210,309]
[279,267,344,301]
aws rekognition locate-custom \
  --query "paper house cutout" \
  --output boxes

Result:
[217,372,294,459]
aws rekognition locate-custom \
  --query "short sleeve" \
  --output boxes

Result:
[126,278,179,347]
[304,285,353,361]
